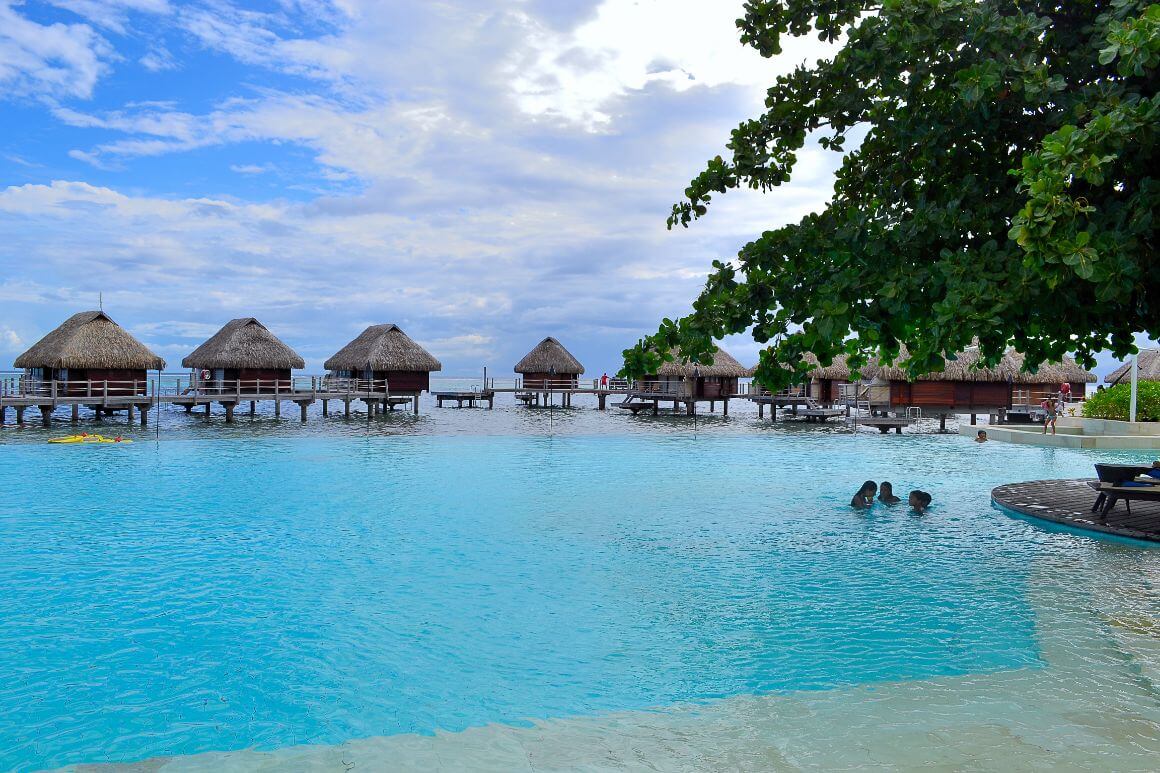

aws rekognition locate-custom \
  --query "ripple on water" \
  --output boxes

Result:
[0,430,1156,770]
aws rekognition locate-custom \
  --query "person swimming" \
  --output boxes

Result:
[878,481,901,505]
[851,480,877,509]
[975,430,988,442]
[908,490,932,513]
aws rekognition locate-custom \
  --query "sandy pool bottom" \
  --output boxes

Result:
[61,558,1160,772]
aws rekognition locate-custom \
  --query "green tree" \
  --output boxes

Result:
[622,0,1159,389]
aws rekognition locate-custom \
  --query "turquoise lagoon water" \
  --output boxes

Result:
[0,398,1158,769]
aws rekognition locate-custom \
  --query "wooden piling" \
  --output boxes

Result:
[224,403,235,423]
[71,404,79,422]
[15,405,26,425]
[322,399,329,417]
[40,405,52,427]
[250,400,256,416]
[413,395,419,415]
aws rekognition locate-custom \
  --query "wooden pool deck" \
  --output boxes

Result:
[992,478,1160,544]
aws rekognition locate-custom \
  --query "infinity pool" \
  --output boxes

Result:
[1,431,1157,770]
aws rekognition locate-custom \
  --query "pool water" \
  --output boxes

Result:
[1,428,1157,770]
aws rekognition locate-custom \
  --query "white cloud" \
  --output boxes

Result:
[0,326,24,352]
[509,0,831,128]
[139,44,177,71]
[0,0,112,99]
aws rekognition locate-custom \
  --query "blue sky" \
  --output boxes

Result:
[0,1,1143,378]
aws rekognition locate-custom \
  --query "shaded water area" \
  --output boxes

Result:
[0,382,1157,770]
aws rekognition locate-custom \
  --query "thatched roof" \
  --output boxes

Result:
[1006,351,1097,384]
[514,337,584,375]
[863,346,1095,383]
[802,352,852,380]
[653,347,749,378]
[14,311,165,370]
[1105,349,1160,384]
[324,324,442,372]
[181,318,304,370]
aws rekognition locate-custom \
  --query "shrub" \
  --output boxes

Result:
[1082,382,1160,422]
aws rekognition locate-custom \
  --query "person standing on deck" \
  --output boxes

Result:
[1042,396,1058,435]
[601,372,609,390]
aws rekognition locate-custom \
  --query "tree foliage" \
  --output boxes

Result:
[1083,381,1160,420]
[622,0,1159,389]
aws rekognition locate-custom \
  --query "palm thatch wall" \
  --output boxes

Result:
[1105,349,1160,384]
[14,311,165,370]
[181,318,304,370]
[514,337,585,375]
[654,347,750,378]
[324,324,442,372]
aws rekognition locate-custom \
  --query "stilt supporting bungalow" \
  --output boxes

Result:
[325,324,442,416]
[12,311,165,426]
[181,318,306,423]
[620,346,748,417]
[514,337,585,408]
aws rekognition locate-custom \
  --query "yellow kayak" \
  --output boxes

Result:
[48,434,132,444]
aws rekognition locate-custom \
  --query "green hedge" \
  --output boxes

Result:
[1082,382,1160,422]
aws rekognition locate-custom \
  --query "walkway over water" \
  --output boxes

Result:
[992,479,1160,544]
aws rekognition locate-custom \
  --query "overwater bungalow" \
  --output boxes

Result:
[802,353,851,404]
[515,337,585,389]
[13,310,164,396]
[1104,348,1160,385]
[859,347,1095,420]
[648,347,749,399]
[182,318,304,393]
[324,324,442,394]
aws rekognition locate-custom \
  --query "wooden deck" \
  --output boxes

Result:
[992,478,1160,544]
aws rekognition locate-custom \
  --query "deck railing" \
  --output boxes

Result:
[0,373,410,400]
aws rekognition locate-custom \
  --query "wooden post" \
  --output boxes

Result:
[299,401,309,422]
[322,399,329,417]
[970,413,977,425]
[205,402,212,421]
[274,400,281,418]
[16,406,26,425]
[598,393,606,410]
[40,405,52,427]
[0,406,6,425]
[250,400,256,416]
[723,398,729,417]
[896,425,903,434]
[127,403,134,423]
[939,414,947,433]
[344,399,351,418]
[71,404,79,423]
[413,394,419,414]
[139,404,149,426]
[758,402,764,419]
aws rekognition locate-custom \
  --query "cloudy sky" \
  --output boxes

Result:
[0,0,851,376]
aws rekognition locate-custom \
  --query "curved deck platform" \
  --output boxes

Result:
[992,479,1160,544]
